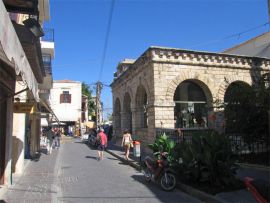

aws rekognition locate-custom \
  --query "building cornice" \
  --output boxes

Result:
[111,46,270,88]
[149,46,270,69]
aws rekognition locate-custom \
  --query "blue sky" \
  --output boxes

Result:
[44,0,269,117]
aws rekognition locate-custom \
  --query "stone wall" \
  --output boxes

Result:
[111,47,270,148]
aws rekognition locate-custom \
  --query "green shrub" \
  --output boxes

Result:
[148,133,176,164]
[176,131,239,187]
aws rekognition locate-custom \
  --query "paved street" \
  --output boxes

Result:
[1,137,202,203]
[57,138,202,203]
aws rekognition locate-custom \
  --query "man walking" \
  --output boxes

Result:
[96,128,107,160]
[46,126,55,154]
[54,128,61,149]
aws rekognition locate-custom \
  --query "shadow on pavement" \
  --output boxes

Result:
[85,156,97,160]
[74,141,85,144]
[84,142,98,151]
[106,157,118,161]
[118,162,129,166]
[130,174,182,202]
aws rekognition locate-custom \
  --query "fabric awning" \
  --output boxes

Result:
[39,99,60,124]
[0,0,39,101]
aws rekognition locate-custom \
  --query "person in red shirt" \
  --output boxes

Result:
[97,128,107,160]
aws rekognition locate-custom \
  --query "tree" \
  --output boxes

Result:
[223,73,270,145]
[82,82,96,120]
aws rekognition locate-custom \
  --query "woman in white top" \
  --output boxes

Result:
[121,129,133,160]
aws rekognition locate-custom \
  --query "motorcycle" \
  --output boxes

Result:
[142,152,177,191]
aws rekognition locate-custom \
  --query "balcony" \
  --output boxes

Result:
[13,22,45,83]
[42,54,52,75]
[38,54,53,91]
[41,28,55,58]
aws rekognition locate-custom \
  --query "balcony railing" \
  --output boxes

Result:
[41,28,54,42]
[42,54,52,75]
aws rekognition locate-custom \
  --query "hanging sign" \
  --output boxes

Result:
[13,102,34,113]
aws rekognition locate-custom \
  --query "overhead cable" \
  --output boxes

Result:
[191,21,270,49]
[98,0,116,80]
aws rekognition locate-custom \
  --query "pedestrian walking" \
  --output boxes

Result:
[46,126,55,155]
[121,129,133,160]
[55,128,61,149]
[96,128,107,160]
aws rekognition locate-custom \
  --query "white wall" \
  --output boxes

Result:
[50,81,82,122]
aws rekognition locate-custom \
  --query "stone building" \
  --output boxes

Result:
[111,46,270,150]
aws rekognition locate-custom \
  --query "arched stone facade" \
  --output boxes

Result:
[111,47,270,147]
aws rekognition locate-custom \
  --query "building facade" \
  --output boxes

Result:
[50,80,82,135]
[0,0,52,185]
[111,47,270,151]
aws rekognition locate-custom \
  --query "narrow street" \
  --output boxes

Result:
[1,137,202,203]
[57,138,202,203]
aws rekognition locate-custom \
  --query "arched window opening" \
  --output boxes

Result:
[114,98,121,133]
[174,80,207,128]
[224,81,253,134]
[123,93,132,132]
[135,85,148,128]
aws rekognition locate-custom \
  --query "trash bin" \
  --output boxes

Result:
[133,141,141,157]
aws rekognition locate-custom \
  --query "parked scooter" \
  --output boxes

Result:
[143,152,177,191]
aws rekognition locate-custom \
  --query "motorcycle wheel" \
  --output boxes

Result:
[143,168,152,182]
[160,172,176,191]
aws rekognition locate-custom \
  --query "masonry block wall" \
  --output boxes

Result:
[111,47,270,149]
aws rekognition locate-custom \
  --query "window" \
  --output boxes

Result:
[60,91,71,103]
[174,81,207,128]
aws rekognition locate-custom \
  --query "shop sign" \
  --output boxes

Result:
[13,102,34,113]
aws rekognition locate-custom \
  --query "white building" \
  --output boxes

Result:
[50,80,82,134]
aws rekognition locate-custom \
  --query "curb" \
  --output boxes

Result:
[106,149,141,171]
[106,149,222,203]
[177,182,222,203]
[238,163,270,171]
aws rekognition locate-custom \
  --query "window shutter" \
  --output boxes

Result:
[68,94,72,103]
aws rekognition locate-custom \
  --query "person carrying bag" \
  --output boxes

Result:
[121,129,133,160]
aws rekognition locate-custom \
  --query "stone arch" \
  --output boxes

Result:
[135,85,148,128]
[114,98,121,136]
[166,71,214,103]
[216,75,252,102]
[223,81,253,134]
[123,92,132,132]
[173,79,213,128]
[224,80,252,102]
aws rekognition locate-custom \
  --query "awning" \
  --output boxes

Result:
[39,99,60,124]
[0,0,39,101]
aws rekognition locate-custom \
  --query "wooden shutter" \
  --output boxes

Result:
[68,94,71,103]
[60,94,64,103]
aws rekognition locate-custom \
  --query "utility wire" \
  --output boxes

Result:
[190,21,270,49]
[98,0,116,81]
